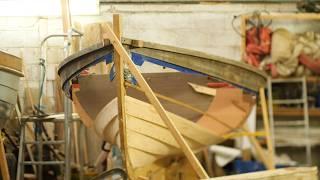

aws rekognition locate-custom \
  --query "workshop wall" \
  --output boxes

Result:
[0,3,298,113]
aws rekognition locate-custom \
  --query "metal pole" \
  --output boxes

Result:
[64,97,72,180]
[16,121,25,180]
[36,121,43,180]
[79,121,84,180]
[267,77,275,158]
[63,28,74,180]
[302,77,312,165]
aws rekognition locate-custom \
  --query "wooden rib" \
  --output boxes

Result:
[103,24,209,178]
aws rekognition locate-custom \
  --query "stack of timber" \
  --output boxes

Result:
[0,50,23,129]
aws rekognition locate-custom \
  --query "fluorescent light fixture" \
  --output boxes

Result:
[0,0,98,16]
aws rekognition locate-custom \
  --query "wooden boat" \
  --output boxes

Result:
[0,51,23,129]
[58,37,267,176]
[76,74,254,169]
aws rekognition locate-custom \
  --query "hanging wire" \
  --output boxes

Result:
[232,14,246,37]
[248,10,273,28]
[232,10,273,37]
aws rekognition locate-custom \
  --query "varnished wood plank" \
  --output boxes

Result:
[212,167,318,180]
[58,37,267,96]
[0,135,10,180]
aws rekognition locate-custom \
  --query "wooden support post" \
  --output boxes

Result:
[60,0,72,35]
[240,15,246,61]
[112,14,131,175]
[103,23,209,179]
[259,87,275,169]
[242,126,273,170]
[0,134,10,180]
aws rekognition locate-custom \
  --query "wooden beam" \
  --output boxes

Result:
[113,14,131,176]
[103,24,209,179]
[0,134,10,180]
[242,126,273,170]
[259,87,275,169]
[60,0,72,34]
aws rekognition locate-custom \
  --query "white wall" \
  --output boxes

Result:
[0,3,300,113]
[1,1,309,165]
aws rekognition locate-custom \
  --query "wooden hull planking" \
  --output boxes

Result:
[95,96,223,168]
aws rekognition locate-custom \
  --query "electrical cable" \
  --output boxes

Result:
[37,58,46,114]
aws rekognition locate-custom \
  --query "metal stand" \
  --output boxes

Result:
[16,116,67,180]
[268,76,312,166]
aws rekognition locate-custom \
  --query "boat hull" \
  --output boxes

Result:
[95,96,223,168]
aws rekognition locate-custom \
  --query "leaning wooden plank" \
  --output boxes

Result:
[242,126,273,170]
[211,167,318,180]
[103,24,209,179]
[188,82,216,96]
[0,135,10,180]
[259,87,275,169]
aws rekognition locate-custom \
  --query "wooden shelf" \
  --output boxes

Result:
[257,107,320,117]
[306,76,320,83]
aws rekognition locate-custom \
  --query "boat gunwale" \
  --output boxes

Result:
[58,37,267,98]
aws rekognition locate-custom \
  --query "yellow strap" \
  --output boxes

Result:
[223,131,266,139]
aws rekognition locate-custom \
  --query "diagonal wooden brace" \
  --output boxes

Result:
[103,24,209,179]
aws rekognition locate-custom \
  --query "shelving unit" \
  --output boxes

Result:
[267,77,312,166]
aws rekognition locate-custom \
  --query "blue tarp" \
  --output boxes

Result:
[107,52,204,82]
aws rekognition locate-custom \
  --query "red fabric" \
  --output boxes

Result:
[207,82,234,88]
[269,64,278,78]
[245,27,272,67]
[299,53,320,74]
